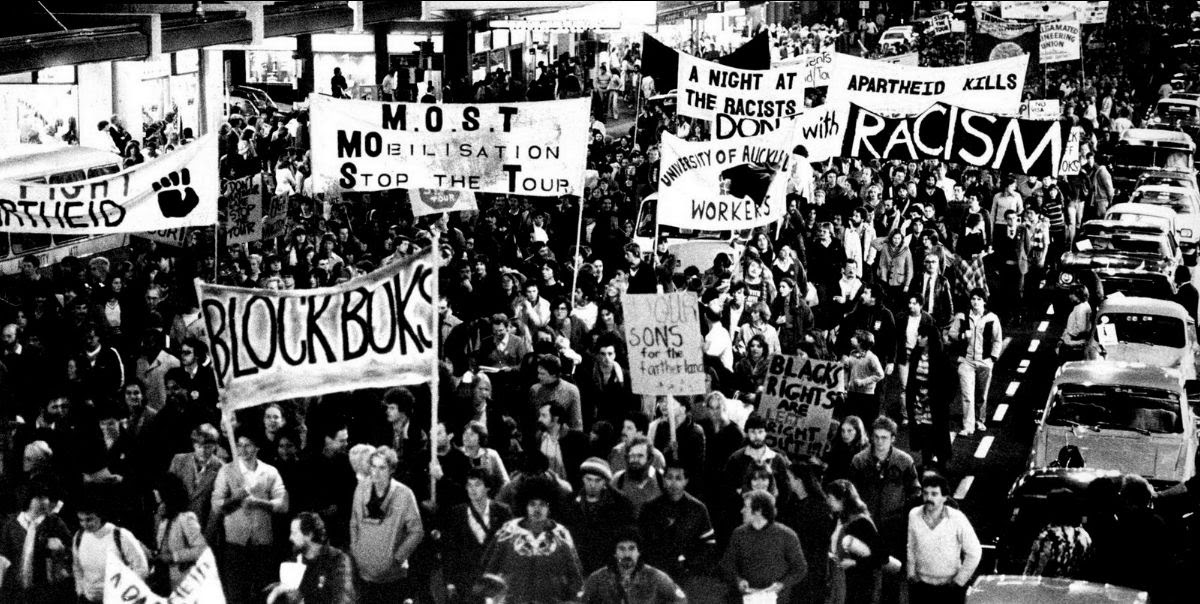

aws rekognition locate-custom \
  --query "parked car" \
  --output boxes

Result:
[1054,220,1183,313]
[1148,92,1200,147]
[1129,184,1200,264]
[1105,202,1178,235]
[1031,361,1197,484]
[1086,296,1199,380]
[1109,128,1195,195]
[879,25,915,49]
[227,84,279,117]
[968,575,1147,603]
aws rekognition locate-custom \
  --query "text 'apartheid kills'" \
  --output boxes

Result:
[845,73,1021,95]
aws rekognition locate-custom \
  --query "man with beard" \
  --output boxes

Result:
[610,436,664,519]
[561,458,635,574]
[638,462,716,583]
[133,328,179,413]
[581,528,686,603]
[722,415,789,515]
[916,172,949,217]
[299,423,356,548]
[534,402,588,488]
[267,512,356,604]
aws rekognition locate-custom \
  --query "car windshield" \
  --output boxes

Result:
[1132,190,1195,213]
[1157,102,1200,120]
[1097,273,1174,299]
[1048,384,1183,434]
[1107,212,1170,230]
[1079,231,1168,256]
[1114,147,1193,171]
[1097,312,1186,347]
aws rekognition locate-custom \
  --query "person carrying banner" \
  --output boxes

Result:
[72,497,150,604]
[267,512,356,604]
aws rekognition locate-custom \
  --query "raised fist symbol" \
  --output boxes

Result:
[153,169,200,218]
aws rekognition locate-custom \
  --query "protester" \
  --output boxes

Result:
[906,473,981,604]
[719,489,808,603]
[349,446,423,603]
[581,527,687,604]
[482,475,585,603]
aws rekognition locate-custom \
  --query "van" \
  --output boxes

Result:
[0,145,130,275]
[1110,128,1196,195]
[633,193,743,276]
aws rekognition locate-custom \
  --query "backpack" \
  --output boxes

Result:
[75,526,151,578]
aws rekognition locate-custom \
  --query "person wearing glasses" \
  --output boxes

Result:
[907,254,954,329]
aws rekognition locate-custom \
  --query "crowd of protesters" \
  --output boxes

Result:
[1,5,1200,604]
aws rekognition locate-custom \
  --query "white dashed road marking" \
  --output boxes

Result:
[1028,339,1040,353]
[1037,321,1049,332]
[954,475,975,499]
[1046,304,1054,316]
[993,404,1009,422]
[1006,381,1020,397]
[1017,359,1030,374]
[974,435,995,458]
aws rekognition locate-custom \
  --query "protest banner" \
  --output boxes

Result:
[978,11,1038,37]
[0,134,217,234]
[785,103,851,162]
[642,31,771,93]
[826,53,1028,115]
[1059,125,1083,176]
[196,249,436,410]
[927,12,954,37]
[139,227,192,248]
[841,102,1065,176]
[773,50,833,88]
[105,547,225,604]
[758,355,843,458]
[309,96,589,197]
[999,1,1110,22]
[657,126,792,230]
[1020,99,1061,119]
[675,53,807,131]
[878,52,919,66]
[620,292,705,395]
[223,173,264,245]
[1039,20,1081,63]
[409,188,478,217]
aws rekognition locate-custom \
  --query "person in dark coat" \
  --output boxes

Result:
[560,458,636,574]
[268,512,356,604]
[778,459,834,604]
[905,319,954,471]
[438,469,514,600]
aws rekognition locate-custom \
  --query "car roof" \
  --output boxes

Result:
[968,575,1148,603]
[1081,219,1172,236]
[1097,295,1190,320]
[1120,128,1196,146]
[1009,467,1124,498]
[1107,202,1177,219]
[1164,92,1200,102]
[1138,168,1196,180]
[1134,184,1195,196]
[1055,361,1182,390]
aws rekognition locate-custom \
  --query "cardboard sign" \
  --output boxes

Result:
[827,52,1028,116]
[772,50,833,88]
[196,249,436,410]
[1021,99,1061,120]
[0,134,218,234]
[676,53,807,130]
[310,96,589,196]
[1059,125,1083,176]
[223,173,264,245]
[1097,322,1118,346]
[841,102,1065,176]
[262,193,289,241]
[621,292,706,395]
[139,227,192,248]
[104,547,225,604]
[927,12,954,37]
[657,128,791,230]
[758,355,843,458]
[1039,20,1081,64]
[409,188,478,217]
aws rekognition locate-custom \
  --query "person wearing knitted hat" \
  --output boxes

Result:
[562,457,635,574]
[483,475,584,603]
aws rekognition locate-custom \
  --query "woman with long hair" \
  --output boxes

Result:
[772,277,814,354]
[823,416,869,484]
[733,333,771,398]
[151,474,208,590]
[826,479,887,604]
[771,244,801,285]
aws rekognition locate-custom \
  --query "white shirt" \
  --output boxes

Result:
[75,523,149,600]
[906,506,981,585]
[905,314,921,351]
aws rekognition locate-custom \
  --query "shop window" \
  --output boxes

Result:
[248,50,297,85]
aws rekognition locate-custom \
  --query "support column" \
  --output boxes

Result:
[442,20,470,92]
[373,24,390,91]
[111,60,144,143]
[198,49,224,136]
[77,62,114,150]
[296,33,315,100]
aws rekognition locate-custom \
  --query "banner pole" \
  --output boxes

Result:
[631,80,644,152]
[570,191,585,311]
[212,225,219,283]
[429,230,441,507]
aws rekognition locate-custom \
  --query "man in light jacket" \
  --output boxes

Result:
[350,446,424,604]
[906,473,981,604]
